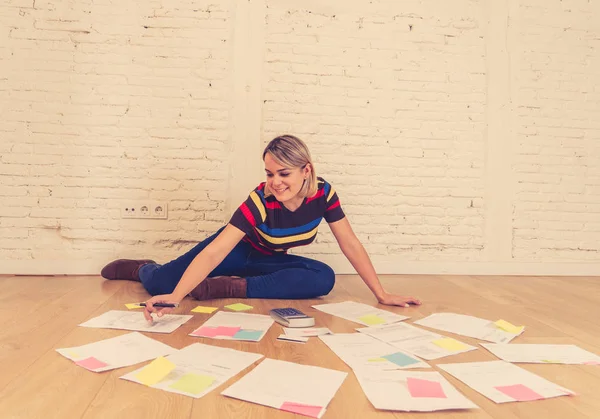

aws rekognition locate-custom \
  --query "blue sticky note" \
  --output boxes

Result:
[233,329,263,341]
[382,352,420,367]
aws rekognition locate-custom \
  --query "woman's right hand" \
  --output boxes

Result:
[143,294,181,322]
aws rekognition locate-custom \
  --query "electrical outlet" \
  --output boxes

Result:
[122,201,168,219]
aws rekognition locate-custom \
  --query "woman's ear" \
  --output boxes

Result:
[303,163,312,179]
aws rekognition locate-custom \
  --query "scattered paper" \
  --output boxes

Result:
[481,343,600,365]
[225,303,253,312]
[414,313,524,343]
[357,322,477,360]
[320,333,429,372]
[79,310,193,334]
[438,360,574,403]
[56,332,177,372]
[283,327,331,337]
[313,301,408,327]
[189,311,274,342]
[135,356,176,386]
[354,369,478,412]
[221,358,347,419]
[121,343,263,398]
[278,334,309,343]
[191,306,219,314]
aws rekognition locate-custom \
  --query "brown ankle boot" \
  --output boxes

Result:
[100,259,156,281]
[190,276,247,300]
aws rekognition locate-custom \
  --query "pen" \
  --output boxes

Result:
[139,302,179,308]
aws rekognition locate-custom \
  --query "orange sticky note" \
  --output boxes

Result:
[135,356,176,386]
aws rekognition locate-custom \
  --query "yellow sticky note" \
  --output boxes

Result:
[432,338,468,352]
[225,303,253,312]
[135,357,176,386]
[191,306,219,314]
[542,359,561,364]
[358,314,386,326]
[368,358,388,362]
[169,373,215,395]
[67,350,80,359]
[494,319,524,334]
[125,303,143,310]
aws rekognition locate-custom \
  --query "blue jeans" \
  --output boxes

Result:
[138,227,336,299]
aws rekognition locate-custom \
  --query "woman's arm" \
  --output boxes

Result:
[143,224,245,320]
[328,217,421,307]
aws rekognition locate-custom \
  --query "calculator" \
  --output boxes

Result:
[270,308,315,328]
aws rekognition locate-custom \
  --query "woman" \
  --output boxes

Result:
[101,135,421,321]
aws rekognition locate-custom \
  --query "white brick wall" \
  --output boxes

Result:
[513,0,600,262]
[0,0,598,275]
[1,0,233,264]
[262,1,486,262]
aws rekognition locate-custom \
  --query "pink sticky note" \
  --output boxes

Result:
[583,361,600,365]
[214,326,241,337]
[75,357,109,371]
[495,384,544,401]
[280,402,323,418]
[406,377,447,398]
[191,326,219,337]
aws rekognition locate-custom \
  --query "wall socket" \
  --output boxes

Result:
[121,201,168,219]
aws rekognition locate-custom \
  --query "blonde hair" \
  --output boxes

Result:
[262,135,318,198]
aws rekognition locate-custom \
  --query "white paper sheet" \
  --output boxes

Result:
[414,313,524,343]
[438,360,574,403]
[188,311,274,341]
[357,322,477,360]
[56,332,177,372]
[221,358,347,419]
[312,301,408,327]
[481,343,600,364]
[79,310,192,334]
[355,369,478,412]
[319,333,430,372]
[283,327,332,337]
[120,343,263,398]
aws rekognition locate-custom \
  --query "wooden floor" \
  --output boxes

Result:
[0,274,599,419]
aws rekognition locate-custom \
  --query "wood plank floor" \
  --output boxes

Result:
[0,274,599,419]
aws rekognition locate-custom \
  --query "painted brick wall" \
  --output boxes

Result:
[262,1,486,262]
[512,0,600,261]
[0,0,232,263]
[0,0,598,274]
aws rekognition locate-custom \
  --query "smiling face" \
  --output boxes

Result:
[264,152,311,209]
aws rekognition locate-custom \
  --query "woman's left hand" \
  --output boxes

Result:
[378,293,422,308]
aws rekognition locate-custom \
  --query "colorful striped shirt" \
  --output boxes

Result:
[229,177,345,254]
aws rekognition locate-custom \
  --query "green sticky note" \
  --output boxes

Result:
[494,319,524,334]
[169,373,215,395]
[225,303,253,312]
[135,356,176,386]
[191,306,219,314]
[125,303,143,309]
[432,338,468,352]
[358,314,386,326]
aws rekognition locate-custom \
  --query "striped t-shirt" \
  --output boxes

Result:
[229,177,345,254]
